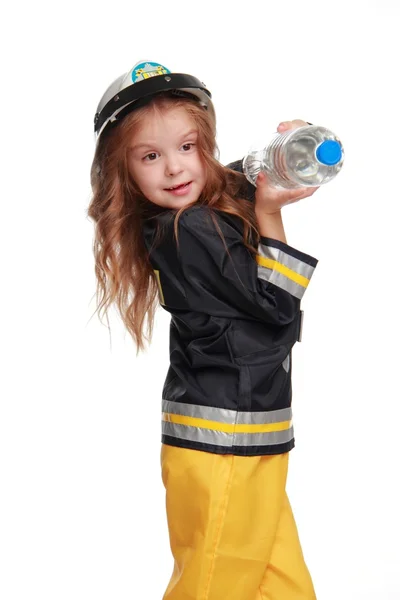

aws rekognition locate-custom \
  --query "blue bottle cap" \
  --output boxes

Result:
[316,140,342,166]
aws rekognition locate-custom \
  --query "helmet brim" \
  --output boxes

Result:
[94,72,212,141]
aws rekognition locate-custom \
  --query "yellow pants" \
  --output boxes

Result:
[161,444,316,600]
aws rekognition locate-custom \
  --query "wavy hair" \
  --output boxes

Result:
[87,92,260,354]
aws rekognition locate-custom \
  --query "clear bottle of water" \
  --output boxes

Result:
[242,125,344,189]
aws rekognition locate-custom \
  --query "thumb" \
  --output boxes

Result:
[256,171,268,186]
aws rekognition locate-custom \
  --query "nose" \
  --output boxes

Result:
[164,153,183,177]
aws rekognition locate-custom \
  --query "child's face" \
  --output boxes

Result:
[128,106,207,209]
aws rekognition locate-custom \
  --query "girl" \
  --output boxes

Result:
[88,60,319,600]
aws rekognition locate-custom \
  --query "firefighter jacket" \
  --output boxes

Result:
[142,160,318,457]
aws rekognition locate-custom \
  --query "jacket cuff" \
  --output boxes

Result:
[256,237,318,300]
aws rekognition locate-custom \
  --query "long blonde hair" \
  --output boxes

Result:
[87,93,260,354]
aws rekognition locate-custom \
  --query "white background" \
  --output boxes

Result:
[1,0,399,598]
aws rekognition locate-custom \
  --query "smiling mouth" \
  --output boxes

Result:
[165,182,191,190]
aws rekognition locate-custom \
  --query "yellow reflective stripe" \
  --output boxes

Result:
[256,255,310,289]
[162,412,291,433]
[153,269,165,305]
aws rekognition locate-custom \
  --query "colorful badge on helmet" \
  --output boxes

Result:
[131,62,171,84]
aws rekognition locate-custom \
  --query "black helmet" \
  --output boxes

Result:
[94,60,213,143]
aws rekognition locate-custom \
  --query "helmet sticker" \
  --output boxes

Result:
[131,62,171,83]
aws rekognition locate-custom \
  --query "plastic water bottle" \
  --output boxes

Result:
[242,125,344,189]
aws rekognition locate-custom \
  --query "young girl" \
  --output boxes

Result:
[88,60,319,600]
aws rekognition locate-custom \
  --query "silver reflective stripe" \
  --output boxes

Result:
[237,407,291,425]
[298,310,304,342]
[258,244,316,281]
[162,400,292,425]
[257,265,306,299]
[162,422,294,447]
[163,421,234,447]
[162,401,294,449]
[162,400,236,423]
[233,426,294,447]
[257,243,316,300]
[282,354,290,373]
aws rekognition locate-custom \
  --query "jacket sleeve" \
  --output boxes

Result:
[176,207,318,326]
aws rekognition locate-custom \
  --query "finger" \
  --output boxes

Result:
[256,173,319,201]
[291,119,309,127]
[277,121,290,132]
[301,186,320,197]
[288,186,319,203]
[256,171,274,188]
[277,119,309,133]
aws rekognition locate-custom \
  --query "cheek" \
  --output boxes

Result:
[128,160,140,182]
[129,163,150,190]
[197,161,207,183]
[133,166,163,199]
[193,155,205,176]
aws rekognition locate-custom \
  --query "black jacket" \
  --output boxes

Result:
[142,161,318,456]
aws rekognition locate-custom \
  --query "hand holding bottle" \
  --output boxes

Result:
[254,120,320,216]
[245,119,344,191]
